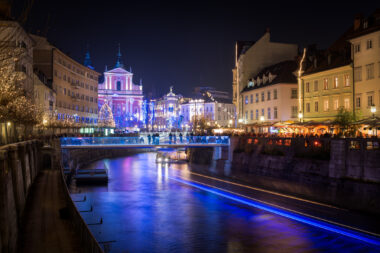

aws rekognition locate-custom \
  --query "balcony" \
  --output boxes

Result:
[71,82,80,89]
[71,95,80,101]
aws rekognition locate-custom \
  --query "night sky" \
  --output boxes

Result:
[13,0,379,97]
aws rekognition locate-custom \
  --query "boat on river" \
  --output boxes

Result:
[74,168,108,184]
[156,149,188,164]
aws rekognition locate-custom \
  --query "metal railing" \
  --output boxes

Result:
[60,136,230,146]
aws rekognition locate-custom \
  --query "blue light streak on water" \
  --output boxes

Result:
[169,176,380,247]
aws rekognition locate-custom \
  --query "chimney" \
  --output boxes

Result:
[354,14,363,31]
[313,58,317,68]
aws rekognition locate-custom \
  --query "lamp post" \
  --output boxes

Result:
[298,112,303,123]
[371,106,377,137]
[259,116,265,133]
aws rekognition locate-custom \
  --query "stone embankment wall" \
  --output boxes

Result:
[61,147,151,171]
[0,140,42,252]
[227,137,380,214]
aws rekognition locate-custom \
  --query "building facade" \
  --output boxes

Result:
[33,71,56,123]
[301,65,353,121]
[241,61,299,132]
[180,98,235,129]
[233,30,298,123]
[98,50,143,129]
[349,11,380,119]
[151,87,183,131]
[0,21,34,98]
[31,35,100,124]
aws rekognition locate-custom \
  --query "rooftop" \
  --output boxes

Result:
[242,60,298,93]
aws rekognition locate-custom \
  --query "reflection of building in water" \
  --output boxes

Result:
[151,87,183,131]
[98,46,143,128]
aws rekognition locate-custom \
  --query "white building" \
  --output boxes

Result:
[232,30,298,124]
[240,61,299,132]
[151,87,183,131]
[180,97,235,130]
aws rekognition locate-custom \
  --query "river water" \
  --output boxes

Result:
[70,152,379,253]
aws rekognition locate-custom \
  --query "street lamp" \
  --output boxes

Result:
[260,116,265,122]
[298,112,303,123]
[371,106,376,118]
[371,106,377,137]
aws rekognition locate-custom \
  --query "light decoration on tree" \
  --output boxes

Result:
[0,27,42,132]
[98,103,115,127]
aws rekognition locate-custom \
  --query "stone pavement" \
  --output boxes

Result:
[17,170,82,253]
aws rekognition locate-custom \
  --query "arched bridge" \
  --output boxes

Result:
[60,136,230,149]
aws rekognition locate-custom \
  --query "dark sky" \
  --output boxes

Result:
[15,0,379,97]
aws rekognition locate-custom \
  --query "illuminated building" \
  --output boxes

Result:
[180,96,235,129]
[348,11,380,119]
[241,61,298,132]
[33,71,56,122]
[300,44,353,122]
[151,87,183,131]
[97,46,143,128]
[0,20,34,98]
[31,35,100,124]
[233,30,298,125]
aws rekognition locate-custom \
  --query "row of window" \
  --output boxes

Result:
[354,62,380,81]
[56,101,98,114]
[353,37,379,53]
[305,98,350,113]
[305,75,350,92]
[60,87,98,103]
[244,89,297,105]
[57,113,97,124]
[245,107,278,121]
[56,57,98,81]
[356,95,375,108]
[55,70,98,92]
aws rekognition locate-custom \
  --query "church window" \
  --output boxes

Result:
[117,81,121,91]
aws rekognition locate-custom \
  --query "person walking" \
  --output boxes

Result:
[147,134,151,144]
[179,133,183,143]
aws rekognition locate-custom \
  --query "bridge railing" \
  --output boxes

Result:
[60,136,230,146]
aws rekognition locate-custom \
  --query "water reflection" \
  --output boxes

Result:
[71,152,379,253]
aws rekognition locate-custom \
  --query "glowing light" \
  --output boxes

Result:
[7,122,11,126]
[371,106,376,114]
[298,113,303,119]
[260,116,265,122]
[170,176,380,247]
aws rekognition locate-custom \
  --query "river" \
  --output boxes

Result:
[70,152,379,253]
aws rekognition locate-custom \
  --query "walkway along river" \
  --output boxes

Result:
[69,152,380,252]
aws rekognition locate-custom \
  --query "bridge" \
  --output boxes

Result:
[60,136,230,149]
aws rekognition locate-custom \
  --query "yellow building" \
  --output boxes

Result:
[31,35,100,125]
[348,11,380,119]
[301,64,353,122]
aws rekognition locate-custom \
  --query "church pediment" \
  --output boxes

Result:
[106,67,132,74]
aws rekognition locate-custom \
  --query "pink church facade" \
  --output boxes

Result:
[98,67,143,128]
